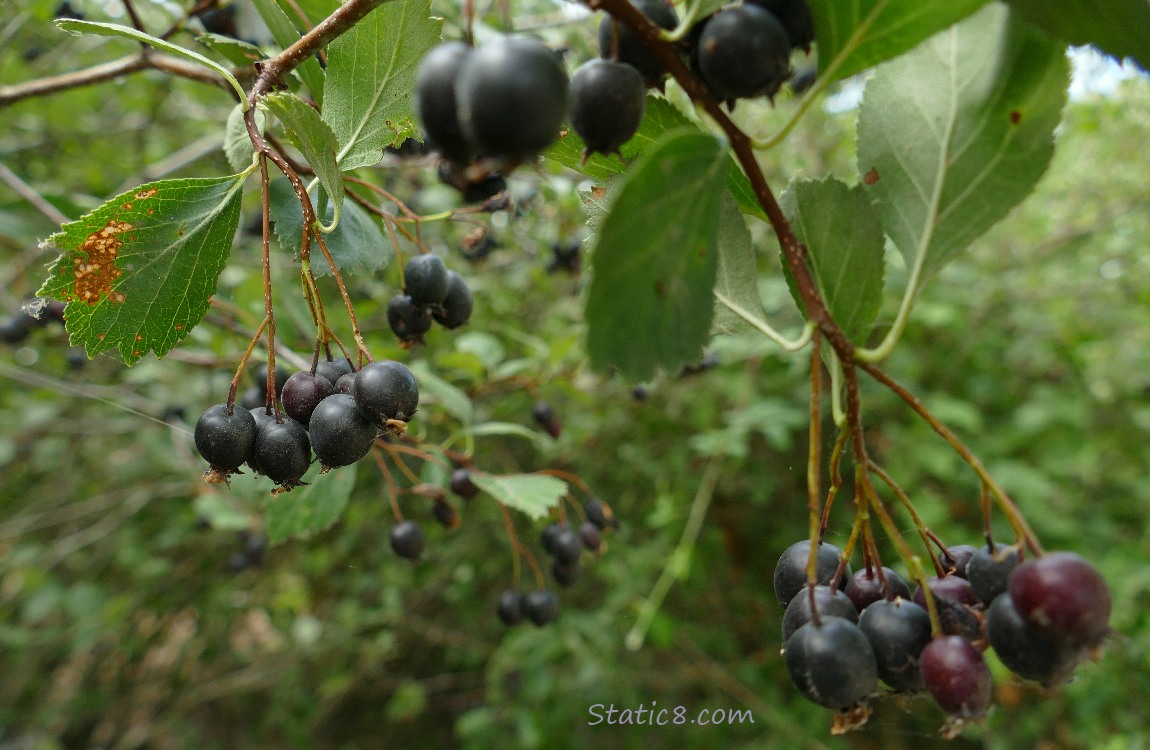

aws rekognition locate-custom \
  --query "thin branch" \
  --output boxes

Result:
[0,160,69,225]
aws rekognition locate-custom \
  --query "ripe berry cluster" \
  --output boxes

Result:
[388,252,473,346]
[194,359,419,489]
[773,539,1112,735]
[497,497,619,628]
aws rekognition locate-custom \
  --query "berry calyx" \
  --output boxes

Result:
[390,520,425,560]
[194,404,257,472]
[353,360,420,425]
[568,59,647,160]
[308,393,379,469]
[455,36,569,161]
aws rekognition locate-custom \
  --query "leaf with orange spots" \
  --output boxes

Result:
[37,174,246,365]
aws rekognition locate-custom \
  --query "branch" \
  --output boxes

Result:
[0,51,249,108]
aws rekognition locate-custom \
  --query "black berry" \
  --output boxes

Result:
[497,589,525,625]
[584,497,618,529]
[390,520,425,560]
[579,521,602,552]
[415,41,475,161]
[746,0,815,52]
[308,393,378,469]
[597,0,679,88]
[781,585,859,641]
[967,543,1021,604]
[783,618,878,709]
[986,593,1079,686]
[550,527,583,565]
[281,370,334,427]
[450,467,480,500]
[920,636,992,719]
[403,253,450,308]
[773,540,849,607]
[858,598,932,692]
[533,401,561,439]
[844,566,912,612]
[941,544,978,578]
[432,270,473,329]
[523,589,560,626]
[315,357,354,385]
[1008,551,1111,647]
[694,5,791,105]
[194,404,257,471]
[540,522,564,555]
[252,418,312,485]
[388,294,433,345]
[353,360,419,424]
[552,559,580,588]
[455,36,569,161]
[432,499,459,529]
[568,59,646,159]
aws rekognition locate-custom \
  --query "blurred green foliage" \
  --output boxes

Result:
[1,0,1149,748]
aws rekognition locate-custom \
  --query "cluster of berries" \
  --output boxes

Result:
[388,252,472,347]
[497,497,619,628]
[773,539,1112,735]
[194,359,419,490]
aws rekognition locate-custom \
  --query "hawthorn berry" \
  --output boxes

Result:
[533,401,561,439]
[941,544,978,578]
[308,393,378,469]
[920,636,992,719]
[455,36,569,161]
[579,521,602,553]
[353,360,419,424]
[281,371,334,427]
[858,598,932,692]
[746,0,815,52]
[415,41,475,161]
[967,543,1021,604]
[844,566,912,612]
[252,418,312,486]
[783,617,878,709]
[985,593,1078,686]
[584,497,618,529]
[1008,552,1111,647]
[781,585,859,641]
[390,520,425,560]
[315,357,354,385]
[694,4,791,105]
[432,271,473,329]
[388,295,433,345]
[403,253,450,308]
[432,499,459,529]
[568,58,646,159]
[450,467,480,500]
[524,589,560,626]
[194,403,257,471]
[597,0,679,88]
[773,540,849,607]
[497,590,526,625]
[552,559,580,588]
[550,527,583,566]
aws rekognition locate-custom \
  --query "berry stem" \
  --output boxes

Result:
[817,428,849,541]
[258,155,283,423]
[803,333,824,600]
[228,316,269,410]
[371,447,405,523]
[495,501,524,589]
[858,362,1044,558]
[867,459,944,576]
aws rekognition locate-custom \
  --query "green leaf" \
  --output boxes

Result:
[261,92,344,227]
[546,96,763,219]
[456,421,546,448]
[38,175,246,365]
[322,0,441,170]
[779,177,885,344]
[807,0,990,82]
[469,473,567,521]
[262,463,358,544]
[585,130,726,381]
[711,193,761,336]
[251,0,327,106]
[197,33,264,67]
[55,19,247,106]
[1003,0,1150,72]
[268,179,389,276]
[857,4,1067,287]
[224,104,264,173]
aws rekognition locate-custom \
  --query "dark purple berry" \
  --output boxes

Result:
[308,393,378,468]
[986,593,1079,686]
[281,371,334,427]
[783,618,878,709]
[533,401,561,439]
[920,636,992,718]
[845,566,912,611]
[552,559,580,588]
[456,37,569,160]
[315,357,354,385]
[781,585,859,641]
[551,527,583,565]
[334,372,356,395]
[387,294,433,345]
[194,404,257,471]
[432,271,473,329]
[913,576,980,610]
[250,363,290,398]
[597,0,679,88]
[415,41,475,161]
[450,467,480,500]
[584,497,618,529]
[239,385,265,411]
[941,544,978,578]
[967,543,1021,604]
[253,418,312,485]
[541,522,563,555]
[694,5,791,104]
[569,59,646,159]
[746,0,815,52]
[353,360,419,424]
[773,540,850,607]
[1008,552,1111,647]
[497,589,525,625]
[403,253,450,308]
[390,520,425,560]
[523,589,560,626]
[579,521,602,552]
[858,598,932,692]
[432,499,459,529]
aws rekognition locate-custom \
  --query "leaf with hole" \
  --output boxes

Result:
[38,174,246,365]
